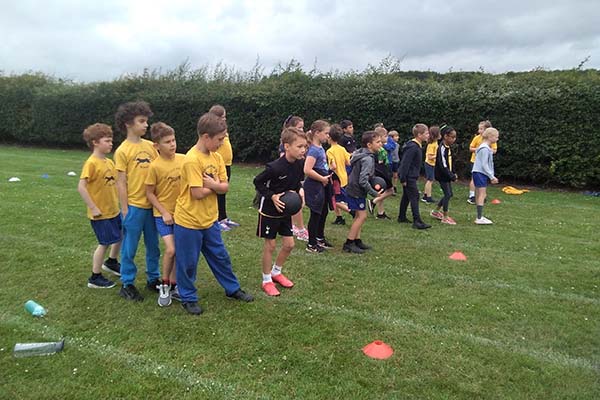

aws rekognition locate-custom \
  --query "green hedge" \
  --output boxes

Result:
[1,69,599,188]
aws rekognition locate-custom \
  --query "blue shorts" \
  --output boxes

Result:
[91,215,122,245]
[472,172,489,188]
[390,162,399,174]
[335,187,348,203]
[155,217,174,237]
[346,196,366,211]
[424,164,435,181]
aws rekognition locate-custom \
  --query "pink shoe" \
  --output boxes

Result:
[262,281,280,296]
[272,273,294,288]
[430,210,444,220]
[295,228,309,242]
[441,216,457,225]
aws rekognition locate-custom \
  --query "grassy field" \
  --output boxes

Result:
[0,145,598,399]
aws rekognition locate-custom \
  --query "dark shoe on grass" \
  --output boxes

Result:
[182,301,202,315]
[102,258,121,276]
[343,242,365,254]
[119,284,144,301]
[227,289,254,302]
[146,279,161,292]
[354,239,372,250]
[413,221,432,230]
[397,217,412,224]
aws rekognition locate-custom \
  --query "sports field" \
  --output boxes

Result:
[0,146,598,399]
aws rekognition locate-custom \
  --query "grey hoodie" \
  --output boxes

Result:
[346,148,379,198]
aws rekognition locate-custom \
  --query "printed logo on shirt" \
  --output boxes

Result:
[167,167,181,184]
[278,175,287,180]
[134,151,154,168]
[204,164,218,178]
[104,170,116,186]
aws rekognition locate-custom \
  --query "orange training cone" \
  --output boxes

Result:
[449,251,467,261]
[491,198,502,204]
[362,340,394,360]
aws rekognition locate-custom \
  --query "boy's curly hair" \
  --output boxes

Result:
[114,101,153,134]
[83,123,113,149]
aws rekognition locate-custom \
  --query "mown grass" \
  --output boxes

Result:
[0,145,598,399]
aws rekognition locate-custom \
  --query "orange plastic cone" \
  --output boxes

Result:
[449,251,467,261]
[491,198,502,204]
[362,340,394,360]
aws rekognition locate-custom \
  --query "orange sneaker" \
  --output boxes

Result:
[262,281,280,296]
[272,273,294,288]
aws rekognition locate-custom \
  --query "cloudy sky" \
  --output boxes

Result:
[1,0,599,82]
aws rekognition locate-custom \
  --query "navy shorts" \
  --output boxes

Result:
[472,172,489,188]
[346,196,366,211]
[424,164,435,181]
[390,162,399,174]
[257,214,293,239]
[91,215,122,245]
[155,216,174,237]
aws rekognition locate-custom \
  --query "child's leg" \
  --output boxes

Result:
[174,224,202,302]
[439,181,452,216]
[262,239,276,275]
[120,206,146,286]
[348,210,367,240]
[398,186,409,220]
[142,209,161,283]
[93,244,109,274]
[316,200,329,239]
[292,210,305,229]
[424,179,433,198]
[217,165,232,221]
[201,223,241,296]
[392,171,398,189]
[406,180,422,222]
[374,189,394,213]
[109,242,121,259]
[307,209,320,245]
[475,187,486,219]
[161,234,176,284]
[469,178,476,198]
[274,236,295,268]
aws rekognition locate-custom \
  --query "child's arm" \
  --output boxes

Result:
[203,173,228,194]
[469,136,479,153]
[77,179,102,218]
[145,184,173,225]
[303,156,330,185]
[116,171,129,218]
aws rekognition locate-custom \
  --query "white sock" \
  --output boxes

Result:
[262,273,272,283]
[271,265,282,276]
[469,191,475,197]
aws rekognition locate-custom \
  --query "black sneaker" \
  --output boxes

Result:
[467,196,476,205]
[119,284,144,301]
[376,213,391,220]
[349,210,356,219]
[343,242,365,254]
[306,243,325,253]
[332,217,346,225]
[182,301,202,315]
[146,279,161,292]
[397,217,412,224]
[87,274,116,289]
[354,239,372,250]
[102,259,121,276]
[413,221,432,230]
[317,238,334,249]
[421,196,429,203]
[426,197,437,204]
[227,289,254,302]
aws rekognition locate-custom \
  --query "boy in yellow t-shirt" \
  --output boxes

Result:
[77,123,122,289]
[114,101,160,302]
[326,124,351,225]
[468,120,497,204]
[145,122,185,307]
[174,113,254,315]
[210,104,240,231]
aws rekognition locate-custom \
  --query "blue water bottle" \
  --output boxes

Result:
[24,300,47,317]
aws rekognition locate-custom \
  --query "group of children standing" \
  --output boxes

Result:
[79,104,500,305]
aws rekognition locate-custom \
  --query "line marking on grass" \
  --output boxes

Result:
[278,298,600,373]
[0,313,269,400]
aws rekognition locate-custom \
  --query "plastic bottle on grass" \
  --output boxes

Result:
[24,300,46,317]
[13,339,65,358]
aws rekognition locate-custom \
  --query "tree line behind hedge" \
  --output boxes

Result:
[1,64,598,188]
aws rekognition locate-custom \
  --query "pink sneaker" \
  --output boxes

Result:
[441,216,457,225]
[262,281,280,296]
[295,228,309,242]
[272,273,294,288]
[430,210,444,220]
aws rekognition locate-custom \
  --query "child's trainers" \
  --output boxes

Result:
[87,274,116,289]
[102,259,121,276]
[227,289,254,302]
[223,218,240,228]
[430,210,444,220]
[441,216,457,225]
[272,273,294,288]
[474,217,493,225]
[298,229,309,241]
[119,284,144,301]
[332,216,346,225]
[306,243,325,253]
[343,242,365,254]
[467,196,476,205]
[366,199,374,214]
[376,213,391,220]
[262,282,280,296]
[170,286,182,302]
[317,238,333,249]
[219,221,231,231]
[146,279,161,292]
[421,195,429,203]
[158,284,172,307]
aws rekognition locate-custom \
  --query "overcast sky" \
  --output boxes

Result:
[1,0,599,82]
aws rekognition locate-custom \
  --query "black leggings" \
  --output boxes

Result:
[437,181,453,212]
[217,165,231,221]
[308,200,329,245]
[398,179,422,222]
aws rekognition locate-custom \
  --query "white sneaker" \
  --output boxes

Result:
[474,217,493,225]
[158,284,172,307]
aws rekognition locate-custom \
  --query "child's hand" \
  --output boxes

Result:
[203,173,217,189]
[491,177,499,184]
[272,193,285,212]
[162,212,174,225]
[376,188,385,197]
[321,174,332,185]
[91,206,102,218]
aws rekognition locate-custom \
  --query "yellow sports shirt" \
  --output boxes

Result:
[174,147,227,230]
[145,153,185,217]
[425,142,438,166]
[470,134,498,163]
[215,134,233,166]
[326,144,351,187]
[80,155,120,220]
[114,138,158,208]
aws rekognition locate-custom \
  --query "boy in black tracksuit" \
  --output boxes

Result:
[398,124,431,229]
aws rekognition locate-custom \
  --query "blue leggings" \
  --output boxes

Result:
[120,205,160,286]
[174,223,241,303]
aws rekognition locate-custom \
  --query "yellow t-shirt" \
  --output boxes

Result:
[215,134,233,166]
[114,138,158,208]
[470,134,498,163]
[145,153,185,217]
[80,155,119,220]
[174,147,227,230]
[425,142,438,166]
[326,143,351,187]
